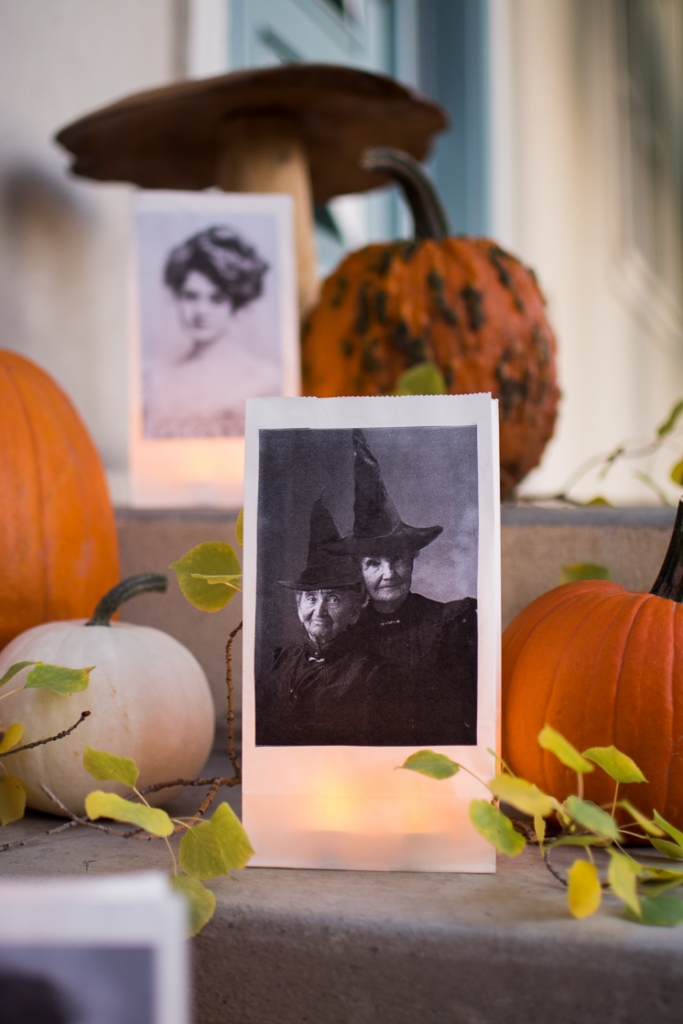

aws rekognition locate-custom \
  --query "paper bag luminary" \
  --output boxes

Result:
[242,394,501,872]
[129,191,298,508]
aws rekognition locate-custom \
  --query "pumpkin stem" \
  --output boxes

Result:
[361,147,450,241]
[650,499,683,601]
[86,573,168,626]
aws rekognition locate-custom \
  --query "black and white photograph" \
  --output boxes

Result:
[0,873,188,1024]
[0,946,153,1024]
[242,394,500,873]
[134,195,293,440]
[255,426,479,748]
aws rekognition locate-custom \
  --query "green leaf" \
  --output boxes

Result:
[0,662,36,690]
[170,542,241,612]
[235,508,244,547]
[488,775,556,818]
[179,803,254,880]
[639,867,683,896]
[0,773,26,825]
[565,796,619,840]
[393,362,447,396]
[657,398,683,437]
[538,726,595,774]
[567,859,602,919]
[560,563,611,584]
[210,802,254,870]
[25,663,92,695]
[401,750,460,780]
[170,875,216,937]
[670,460,683,487]
[608,850,642,916]
[653,811,683,848]
[618,800,664,836]
[626,895,683,927]
[0,723,24,754]
[650,838,683,860]
[550,834,611,848]
[469,800,526,856]
[582,746,647,784]
[180,820,230,880]
[85,791,173,836]
[83,747,139,789]
[190,573,242,589]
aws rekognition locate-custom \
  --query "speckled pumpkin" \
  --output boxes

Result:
[302,150,560,498]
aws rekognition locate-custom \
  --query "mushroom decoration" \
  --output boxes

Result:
[56,64,447,317]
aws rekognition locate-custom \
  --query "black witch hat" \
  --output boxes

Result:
[278,496,363,590]
[340,429,442,555]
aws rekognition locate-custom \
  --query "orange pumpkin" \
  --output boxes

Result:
[502,503,683,831]
[302,148,560,497]
[0,349,120,649]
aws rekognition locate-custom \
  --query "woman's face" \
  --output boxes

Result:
[175,270,233,346]
[360,553,414,614]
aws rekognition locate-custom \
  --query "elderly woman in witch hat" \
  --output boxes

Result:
[339,430,478,747]
[256,496,379,746]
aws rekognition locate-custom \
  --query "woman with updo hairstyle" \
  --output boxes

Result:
[144,223,280,438]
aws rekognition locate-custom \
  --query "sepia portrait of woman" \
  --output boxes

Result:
[143,224,280,438]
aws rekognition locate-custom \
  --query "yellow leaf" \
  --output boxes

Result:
[567,859,602,919]
[85,791,173,836]
[488,775,555,818]
[582,746,646,784]
[538,726,594,774]
[0,723,24,754]
[534,813,546,847]
[235,508,244,547]
[608,850,642,916]
[0,774,26,825]
[210,802,254,870]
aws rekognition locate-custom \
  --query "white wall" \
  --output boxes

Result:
[0,2,202,501]
[489,0,683,503]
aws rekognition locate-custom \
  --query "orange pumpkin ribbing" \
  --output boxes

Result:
[502,579,683,831]
[302,237,559,497]
[0,349,120,649]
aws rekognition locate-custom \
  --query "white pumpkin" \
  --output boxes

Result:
[0,574,215,817]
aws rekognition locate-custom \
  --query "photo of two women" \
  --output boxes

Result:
[255,425,479,748]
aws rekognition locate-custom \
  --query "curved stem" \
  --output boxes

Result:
[650,498,683,600]
[361,147,450,240]
[86,573,168,626]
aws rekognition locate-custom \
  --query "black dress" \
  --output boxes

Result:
[256,629,380,746]
[353,592,478,747]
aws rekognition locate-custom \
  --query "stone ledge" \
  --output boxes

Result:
[2,791,681,1024]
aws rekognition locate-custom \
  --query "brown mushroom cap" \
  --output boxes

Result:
[55,64,448,203]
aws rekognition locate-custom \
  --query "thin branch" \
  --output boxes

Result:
[226,621,243,782]
[0,819,80,853]
[0,712,91,759]
[39,784,121,836]
[138,775,238,796]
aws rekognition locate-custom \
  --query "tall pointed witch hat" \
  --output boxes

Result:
[341,429,442,555]
[278,495,363,590]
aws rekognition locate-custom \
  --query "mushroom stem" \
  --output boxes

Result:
[216,116,319,318]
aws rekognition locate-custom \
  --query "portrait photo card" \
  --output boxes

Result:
[0,872,188,1024]
[129,190,298,507]
[242,393,501,872]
